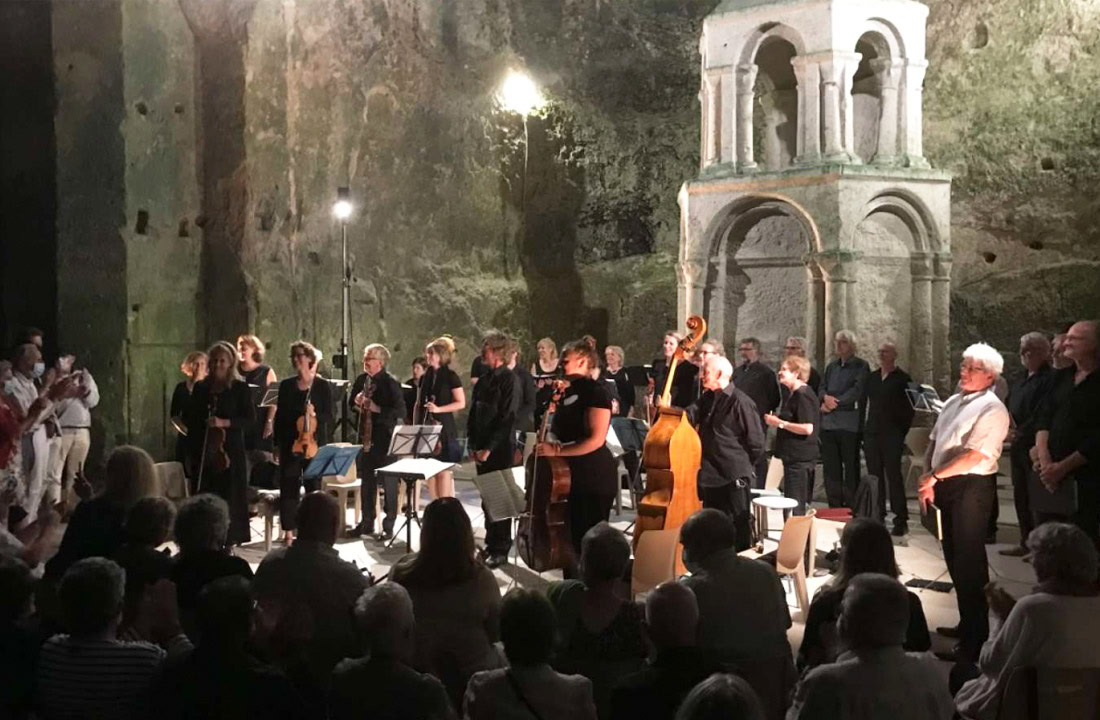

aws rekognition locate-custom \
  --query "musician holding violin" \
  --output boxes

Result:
[418,337,466,499]
[347,343,403,540]
[535,335,617,560]
[272,340,333,545]
[183,341,255,546]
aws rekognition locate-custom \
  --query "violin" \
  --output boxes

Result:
[198,391,230,493]
[517,379,573,572]
[357,375,374,453]
[293,389,319,459]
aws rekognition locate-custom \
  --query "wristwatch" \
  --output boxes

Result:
[779,421,787,430]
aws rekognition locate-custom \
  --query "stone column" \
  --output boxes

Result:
[870,58,902,165]
[820,52,861,162]
[909,253,934,384]
[703,68,723,167]
[735,63,758,171]
[900,59,930,169]
[791,56,821,165]
[678,257,708,329]
[932,253,953,394]
[816,252,855,347]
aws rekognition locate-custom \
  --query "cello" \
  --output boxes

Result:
[635,315,706,574]
[516,379,572,572]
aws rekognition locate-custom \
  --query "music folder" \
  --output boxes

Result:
[920,502,943,541]
[473,467,526,523]
[304,444,362,480]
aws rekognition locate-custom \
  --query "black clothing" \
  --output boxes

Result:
[171,381,195,468]
[610,646,723,720]
[686,383,765,488]
[1037,366,1100,476]
[43,495,126,581]
[185,379,256,544]
[732,360,781,418]
[797,586,931,671]
[1008,364,1055,450]
[603,367,636,417]
[533,362,564,428]
[272,376,334,532]
[402,377,420,424]
[775,385,820,463]
[700,481,754,550]
[651,358,698,409]
[153,644,309,720]
[821,430,861,508]
[863,367,915,436]
[553,377,617,497]
[0,622,38,720]
[782,460,816,517]
[419,366,462,446]
[863,367,914,524]
[350,370,404,533]
[470,366,519,556]
[513,365,537,432]
[935,473,997,658]
[171,549,254,641]
[470,356,489,382]
[241,363,274,452]
[808,366,822,397]
[329,656,453,720]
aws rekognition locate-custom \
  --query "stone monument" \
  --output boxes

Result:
[678,0,952,391]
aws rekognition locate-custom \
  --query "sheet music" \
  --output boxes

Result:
[473,467,526,522]
[376,457,457,479]
[389,424,443,456]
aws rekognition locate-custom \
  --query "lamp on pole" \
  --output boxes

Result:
[497,69,545,278]
[333,187,353,439]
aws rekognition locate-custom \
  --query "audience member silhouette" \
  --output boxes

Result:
[465,587,597,720]
[390,497,503,709]
[674,673,766,720]
[329,582,455,720]
[797,518,930,671]
[610,581,721,720]
[548,522,647,719]
[787,573,953,720]
[0,555,37,720]
[114,496,176,641]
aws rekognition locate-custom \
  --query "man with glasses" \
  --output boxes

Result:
[732,338,780,489]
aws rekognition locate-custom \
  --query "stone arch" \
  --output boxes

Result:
[737,22,807,68]
[701,194,824,362]
[851,20,906,164]
[857,189,941,252]
[752,38,799,170]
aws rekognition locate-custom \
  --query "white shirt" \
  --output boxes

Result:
[8,374,40,423]
[55,370,100,428]
[929,388,1009,476]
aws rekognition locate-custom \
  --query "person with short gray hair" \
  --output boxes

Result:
[956,523,1100,720]
[329,582,454,720]
[783,336,821,394]
[917,344,1010,662]
[788,573,953,720]
[732,338,781,489]
[862,341,916,536]
[820,330,870,508]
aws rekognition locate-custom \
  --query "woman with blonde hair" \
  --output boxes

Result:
[236,334,277,452]
[170,351,207,471]
[416,338,466,501]
[183,341,254,545]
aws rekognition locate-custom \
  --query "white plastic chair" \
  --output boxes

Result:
[751,457,785,498]
[631,528,680,598]
[775,509,815,620]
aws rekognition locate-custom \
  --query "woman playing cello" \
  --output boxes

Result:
[184,341,254,546]
[535,336,616,561]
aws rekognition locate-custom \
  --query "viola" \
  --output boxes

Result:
[198,391,230,493]
[517,379,573,572]
[636,315,706,575]
[293,389,319,459]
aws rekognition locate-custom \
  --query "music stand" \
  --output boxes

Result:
[472,467,526,585]
[906,383,944,415]
[611,417,648,532]
[327,378,354,442]
[377,425,449,549]
[304,444,362,480]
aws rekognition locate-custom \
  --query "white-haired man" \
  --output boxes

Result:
[820,331,870,508]
[687,355,766,549]
[918,343,1010,663]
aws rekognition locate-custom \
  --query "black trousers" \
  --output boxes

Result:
[1008,446,1035,546]
[568,491,615,558]
[700,481,753,550]
[359,450,397,533]
[781,460,815,517]
[279,454,319,532]
[752,452,771,490]
[935,473,996,655]
[864,429,908,524]
[1074,477,1100,549]
[821,429,860,507]
[479,449,515,557]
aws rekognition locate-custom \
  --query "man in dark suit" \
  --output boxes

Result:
[732,337,780,488]
[862,342,916,536]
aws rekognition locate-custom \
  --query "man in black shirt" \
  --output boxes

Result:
[732,337,780,489]
[1035,320,1100,546]
[508,347,537,434]
[687,355,765,549]
[348,344,405,539]
[469,332,518,568]
[862,342,916,536]
[999,332,1055,557]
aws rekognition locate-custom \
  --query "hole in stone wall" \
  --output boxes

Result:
[178,219,190,237]
[1028,240,1045,250]
[982,251,997,263]
[307,251,321,266]
[972,22,989,49]
[195,214,208,228]
[1040,156,1056,171]
[131,304,140,312]
[135,101,148,116]
[174,103,185,114]
[135,210,149,235]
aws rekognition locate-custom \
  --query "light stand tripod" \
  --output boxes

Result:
[333,187,355,441]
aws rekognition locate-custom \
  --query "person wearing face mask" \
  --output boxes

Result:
[45,351,99,514]
[6,344,51,523]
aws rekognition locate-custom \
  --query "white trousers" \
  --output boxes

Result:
[45,428,91,506]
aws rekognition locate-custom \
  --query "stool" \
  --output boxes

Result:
[324,478,363,527]
[752,495,798,542]
[254,490,281,552]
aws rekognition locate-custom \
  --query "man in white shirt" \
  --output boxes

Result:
[45,352,98,510]
[6,344,49,523]
[918,343,1010,662]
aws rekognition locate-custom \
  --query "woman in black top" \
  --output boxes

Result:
[419,337,466,499]
[403,356,428,423]
[532,337,563,428]
[272,340,333,544]
[536,336,617,558]
[602,345,635,418]
[764,355,820,516]
[237,333,277,453]
[170,351,207,473]
[184,342,255,545]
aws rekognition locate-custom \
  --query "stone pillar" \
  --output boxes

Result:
[791,56,821,165]
[820,52,861,162]
[816,252,855,347]
[909,253,934,384]
[735,63,758,172]
[703,68,722,167]
[720,67,735,164]
[870,58,902,165]
[932,253,952,393]
[806,265,826,368]
[900,59,930,169]
[678,257,708,330]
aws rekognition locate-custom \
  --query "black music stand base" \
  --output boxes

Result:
[387,475,423,550]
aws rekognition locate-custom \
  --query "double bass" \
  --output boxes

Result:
[516,379,572,572]
[635,315,706,574]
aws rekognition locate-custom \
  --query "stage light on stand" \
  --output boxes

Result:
[335,186,353,439]
[497,69,545,116]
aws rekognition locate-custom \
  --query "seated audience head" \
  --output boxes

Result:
[175,494,230,555]
[104,445,161,509]
[834,519,898,591]
[959,343,1004,392]
[580,522,631,588]
[500,587,557,668]
[646,581,699,651]
[124,496,176,548]
[392,497,476,587]
[679,509,736,571]
[675,673,766,720]
[837,573,910,650]
[60,557,126,639]
[0,555,34,626]
[296,491,341,546]
[1027,522,1098,595]
[353,582,415,661]
[197,575,254,648]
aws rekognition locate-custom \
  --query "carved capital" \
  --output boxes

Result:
[933,252,953,280]
[679,258,708,288]
[814,250,860,282]
[910,252,935,281]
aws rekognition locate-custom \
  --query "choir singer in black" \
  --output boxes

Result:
[687,355,765,550]
[348,343,404,540]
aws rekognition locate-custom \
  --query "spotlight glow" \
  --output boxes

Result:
[498,70,545,116]
[333,199,353,220]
